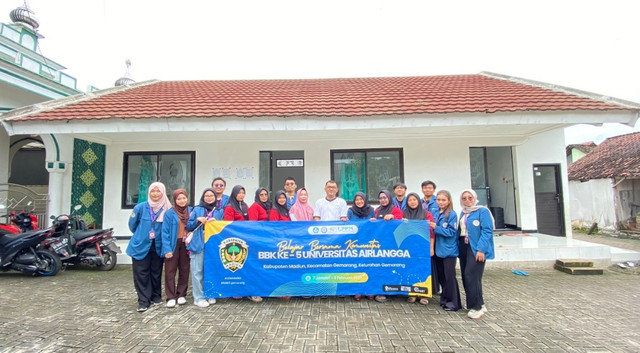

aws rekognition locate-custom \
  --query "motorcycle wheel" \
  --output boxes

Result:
[35,249,62,276]
[97,248,117,271]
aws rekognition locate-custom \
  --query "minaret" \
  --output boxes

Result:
[115,59,136,86]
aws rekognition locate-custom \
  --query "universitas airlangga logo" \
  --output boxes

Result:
[219,237,249,272]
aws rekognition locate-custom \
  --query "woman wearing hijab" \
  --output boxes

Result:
[223,186,262,302]
[224,185,249,221]
[347,192,375,220]
[269,190,291,221]
[458,189,495,319]
[249,187,271,221]
[402,192,436,305]
[289,187,314,221]
[374,190,404,221]
[161,189,192,308]
[373,189,403,303]
[127,182,172,312]
[186,188,219,308]
[430,190,461,311]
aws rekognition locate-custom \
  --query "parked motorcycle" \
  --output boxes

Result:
[0,228,62,276]
[0,203,38,235]
[45,205,121,270]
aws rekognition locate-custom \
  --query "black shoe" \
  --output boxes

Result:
[151,299,163,306]
[137,305,149,312]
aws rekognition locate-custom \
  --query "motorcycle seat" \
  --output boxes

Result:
[73,229,109,241]
[0,230,46,246]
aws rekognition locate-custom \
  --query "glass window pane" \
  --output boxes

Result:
[366,150,400,201]
[125,155,158,206]
[334,152,365,201]
[159,154,192,203]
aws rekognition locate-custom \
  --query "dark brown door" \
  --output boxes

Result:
[533,164,565,236]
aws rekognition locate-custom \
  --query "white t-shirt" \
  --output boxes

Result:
[313,197,348,220]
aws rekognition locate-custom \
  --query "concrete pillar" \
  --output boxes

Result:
[40,134,74,218]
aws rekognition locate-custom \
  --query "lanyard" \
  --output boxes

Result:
[149,207,161,224]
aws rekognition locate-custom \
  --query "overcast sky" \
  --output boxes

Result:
[2,0,639,144]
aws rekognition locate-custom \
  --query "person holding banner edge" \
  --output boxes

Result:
[186,188,219,308]
[430,190,462,311]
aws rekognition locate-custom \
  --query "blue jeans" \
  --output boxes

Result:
[190,251,204,301]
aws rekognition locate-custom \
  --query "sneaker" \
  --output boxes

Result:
[207,298,217,305]
[467,308,485,319]
[481,304,488,313]
[151,299,163,306]
[166,299,176,308]
[177,297,187,305]
[194,299,210,308]
[249,296,263,303]
[137,305,148,312]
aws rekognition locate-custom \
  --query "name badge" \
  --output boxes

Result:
[149,231,155,239]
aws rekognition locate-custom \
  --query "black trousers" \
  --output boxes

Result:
[132,241,164,307]
[458,238,485,311]
[436,256,461,310]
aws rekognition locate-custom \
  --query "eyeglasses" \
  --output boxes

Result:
[379,196,388,200]
[213,184,224,187]
[285,182,295,186]
[462,196,474,201]
[259,193,268,196]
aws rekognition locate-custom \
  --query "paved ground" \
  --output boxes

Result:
[1,236,639,353]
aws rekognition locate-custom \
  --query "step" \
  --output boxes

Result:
[554,264,603,275]
[555,259,594,268]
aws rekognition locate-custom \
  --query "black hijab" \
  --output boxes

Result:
[376,190,395,219]
[403,192,427,220]
[198,188,217,213]
[254,187,272,212]
[350,192,373,218]
[228,185,248,219]
[272,190,290,218]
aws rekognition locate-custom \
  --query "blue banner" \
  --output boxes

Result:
[203,220,432,298]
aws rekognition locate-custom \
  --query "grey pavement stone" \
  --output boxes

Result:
[0,261,639,352]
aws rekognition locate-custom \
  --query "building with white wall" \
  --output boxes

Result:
[1,73,638,256]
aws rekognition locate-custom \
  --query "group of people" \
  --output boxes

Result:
[126,177,495,320]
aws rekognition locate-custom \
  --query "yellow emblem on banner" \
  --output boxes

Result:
[204,220,232,243]
[409,275,432,298]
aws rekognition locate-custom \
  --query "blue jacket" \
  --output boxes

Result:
[433,209,459,258]
[347,208,375,220]
[214,194,229,221]
[126,202,164,260]
[186,206,219,254]
[422,195,439,219]
[457,207,494,259]
[161,207,193,257]
[393,197,407,211]
[286,193,297,209]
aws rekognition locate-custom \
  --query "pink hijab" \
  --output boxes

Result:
[147,182,172,222]
[289,187,314,221]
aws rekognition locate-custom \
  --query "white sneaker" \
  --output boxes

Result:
[207,298,217,305]
[481,304,487,313]
[194,299,210,308]
[177,297,187,305]
[166,299,176,308]
[467,308,485,319]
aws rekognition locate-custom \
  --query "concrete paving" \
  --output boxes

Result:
[1,236,639,353]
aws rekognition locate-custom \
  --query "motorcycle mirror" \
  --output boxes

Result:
[50,215,55,220]
[74,205,82,211]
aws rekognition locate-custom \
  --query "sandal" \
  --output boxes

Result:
[354,295,362,301]
[407,296,417,303]
[419,298,429,305]
[366,296,375,300]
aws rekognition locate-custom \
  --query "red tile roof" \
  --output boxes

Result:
[6,74,635,121]
[568,132,640,181]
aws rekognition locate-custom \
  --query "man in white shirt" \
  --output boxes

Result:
[313,180,348,221]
